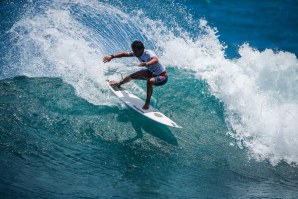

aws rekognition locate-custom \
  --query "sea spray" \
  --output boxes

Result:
[162,21,298,165]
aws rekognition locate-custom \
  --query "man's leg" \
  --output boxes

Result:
[110,70,150,86]
[143,78,156,110]
[119,75,132,85]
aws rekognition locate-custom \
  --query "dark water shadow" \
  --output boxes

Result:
[116,109,178,146]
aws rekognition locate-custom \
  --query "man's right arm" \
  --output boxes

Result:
[103,52,132,63]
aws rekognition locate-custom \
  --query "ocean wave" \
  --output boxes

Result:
[2,0,298,165]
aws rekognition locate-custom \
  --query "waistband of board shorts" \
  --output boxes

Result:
[157,71,168,76]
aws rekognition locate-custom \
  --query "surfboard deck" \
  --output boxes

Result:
[107,80,182,128]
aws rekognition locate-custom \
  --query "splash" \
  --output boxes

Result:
[161,21,298,165]
[229,45,298,165]
[4,0,145,105]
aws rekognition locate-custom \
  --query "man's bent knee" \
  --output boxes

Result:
[147,78,155,85]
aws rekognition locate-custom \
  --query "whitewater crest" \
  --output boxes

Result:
[158,16,298,165]
[229,45,298,165]
[162,22,298,165]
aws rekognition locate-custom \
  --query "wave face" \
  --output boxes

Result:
[1,0,298,198]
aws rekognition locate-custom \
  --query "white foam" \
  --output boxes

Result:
[161,22,298,165]
[7,0,138,105]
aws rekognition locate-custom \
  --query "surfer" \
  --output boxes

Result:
[103,40,168,110]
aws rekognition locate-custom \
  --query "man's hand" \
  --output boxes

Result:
[138,62,147,67]
[103,55,113,63]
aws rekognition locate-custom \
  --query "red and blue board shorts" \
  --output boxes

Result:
[132,69,168,86]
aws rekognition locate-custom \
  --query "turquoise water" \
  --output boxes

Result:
[1,0,298,198]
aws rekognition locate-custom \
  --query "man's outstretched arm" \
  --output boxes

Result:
[103,52,131,63]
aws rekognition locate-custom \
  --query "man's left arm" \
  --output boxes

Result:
[138,57,158,67]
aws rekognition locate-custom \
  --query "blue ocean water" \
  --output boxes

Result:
[0,0,298,198]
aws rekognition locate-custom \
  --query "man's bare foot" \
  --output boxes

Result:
[142,104,150,110]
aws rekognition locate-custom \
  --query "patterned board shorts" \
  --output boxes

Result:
[133,69,168,86]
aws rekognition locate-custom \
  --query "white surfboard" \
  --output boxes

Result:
[107,80,182,128]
